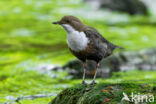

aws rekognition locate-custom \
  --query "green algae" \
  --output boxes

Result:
[0,0,156,104]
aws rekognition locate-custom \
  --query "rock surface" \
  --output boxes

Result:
[63,48,156,78]
[49,83,154,104]
[84,0,148,15]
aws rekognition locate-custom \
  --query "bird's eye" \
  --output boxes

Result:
[66,20,70,23]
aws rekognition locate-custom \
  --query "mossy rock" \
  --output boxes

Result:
[49,83,154,104]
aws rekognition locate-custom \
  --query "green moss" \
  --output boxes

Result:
[0,67,156,103]
[50,83,154,104]
[0,0,156,103]
[20,97,53,104]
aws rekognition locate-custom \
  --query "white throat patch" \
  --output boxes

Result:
[62,24,89,52]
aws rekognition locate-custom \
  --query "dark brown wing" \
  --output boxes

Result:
[84,27,124,58]
[84,27,108,57]
[84,26,123,49]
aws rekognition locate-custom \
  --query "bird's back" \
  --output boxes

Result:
[84,26,123,59]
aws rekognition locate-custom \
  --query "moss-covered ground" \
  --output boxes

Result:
[1,68,156,103]
[50,83,155,104]
[0,0,156,104]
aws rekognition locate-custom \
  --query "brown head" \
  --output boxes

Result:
[52,16,85,32]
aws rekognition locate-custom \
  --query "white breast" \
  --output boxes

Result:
[62,24,90,52]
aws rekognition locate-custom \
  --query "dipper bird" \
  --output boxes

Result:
[52,16,124,85]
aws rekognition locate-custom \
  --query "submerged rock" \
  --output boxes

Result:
[63,48,156,78]
[84,0,148,15]
[49,83,154,104]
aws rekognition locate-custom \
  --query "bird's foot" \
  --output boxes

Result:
[90,80,97,85]
[82,80,88,86]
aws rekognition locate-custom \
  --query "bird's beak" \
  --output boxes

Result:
[52,21,61,25]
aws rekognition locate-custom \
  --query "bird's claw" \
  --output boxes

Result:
[82,81,88,85]
[90,80,97,85]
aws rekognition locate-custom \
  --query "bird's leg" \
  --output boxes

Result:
[90,63,100,85]
[82,61,88,85]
